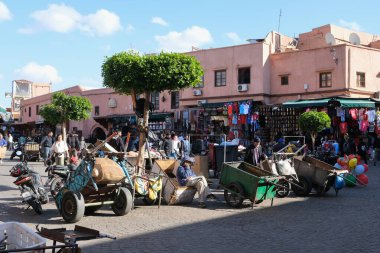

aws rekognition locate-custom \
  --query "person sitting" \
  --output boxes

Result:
[176,155,215,208]
[244,137,265,166]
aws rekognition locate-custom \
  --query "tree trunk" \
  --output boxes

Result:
[62,121,67,142]
[136,91,150,175]
[311,133,316,151]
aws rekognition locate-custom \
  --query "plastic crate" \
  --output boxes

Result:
[0,222,46,253]
[24,143,40,151]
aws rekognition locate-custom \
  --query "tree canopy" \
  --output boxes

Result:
[39,92,92,137]
[101,51,204,172]
[299,111,331,149]
[101,51,204,94]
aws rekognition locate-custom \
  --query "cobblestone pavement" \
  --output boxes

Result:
[0,153,379,253]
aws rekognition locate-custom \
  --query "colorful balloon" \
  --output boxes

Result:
[344,174,356,187]
[334,163,342,169]
[356,155,361,164]
[348,158,358,168]
[363,164,369,173]
[356,174,368,185]
[354,165,365,175]
[341,165,348,171]
[334,176,345,190]
[348,154,356,160]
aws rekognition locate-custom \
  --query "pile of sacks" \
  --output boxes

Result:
[334,154,369,187]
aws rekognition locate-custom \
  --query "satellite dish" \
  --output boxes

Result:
[325,33,336,45]
[288,38,298,47]
[349,33,361,45]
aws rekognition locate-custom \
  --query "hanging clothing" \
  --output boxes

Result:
[239,103,245,114]
[366,109,376,123]
[349,108,358,120]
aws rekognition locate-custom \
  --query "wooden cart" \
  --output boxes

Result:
[293,155,348,196]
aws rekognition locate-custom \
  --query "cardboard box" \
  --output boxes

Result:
[151,160,196,205]
[193,155,209,178]
[0,147,6,159]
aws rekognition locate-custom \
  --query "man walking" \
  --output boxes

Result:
[40,131,54,166]
[7,133,13,151]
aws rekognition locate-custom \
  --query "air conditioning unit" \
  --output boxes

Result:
[238,84,248,92]
[197,100,207,106]
[193,89,202,96]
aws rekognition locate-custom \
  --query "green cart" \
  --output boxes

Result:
[220,162,282,208]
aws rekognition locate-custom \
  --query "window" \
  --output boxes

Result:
[94,106,99,116]
[28,107,31,117]
[36,105,39,115]
[194,75,204,88]
[171,91,179,109]
[215,70,226,86]
[356,72,365,87]
[319,72,332,88]
[151,92,160,110]
[238,67,250,84]
[281,75,289,85]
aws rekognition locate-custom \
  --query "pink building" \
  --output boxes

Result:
[17,24,380,139]
[18,86,179,139]
[182,24,380,108]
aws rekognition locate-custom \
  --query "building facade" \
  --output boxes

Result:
[16,24,380,140]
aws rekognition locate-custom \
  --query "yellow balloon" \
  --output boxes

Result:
[348,158,357,168]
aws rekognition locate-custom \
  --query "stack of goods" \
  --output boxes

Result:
[334,154,369,187]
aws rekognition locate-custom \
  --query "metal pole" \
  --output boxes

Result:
[223,134,227,163]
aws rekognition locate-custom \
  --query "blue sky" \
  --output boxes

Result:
[1,0,380,107]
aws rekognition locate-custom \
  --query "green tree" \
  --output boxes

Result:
[102,51,203,172]
[299,111,331,150]
[39,92,92,140]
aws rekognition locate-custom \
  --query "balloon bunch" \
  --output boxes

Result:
[333,154,369,187]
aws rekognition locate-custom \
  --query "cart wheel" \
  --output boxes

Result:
[61,191,85,223]
[224,182,245,208]
[313,185,331,196]
[112,187,133,216]
[276,179,291,198]
[29,200,43,215]
[292,176,312,197]
[85,205,103,215]
[50,177,64,198]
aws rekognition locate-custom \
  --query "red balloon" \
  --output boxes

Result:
[363,164,369,173]
[356,155,361,164]
[348,154,356,160]
[357,174,368,185]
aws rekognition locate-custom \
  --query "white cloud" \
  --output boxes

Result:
[0,1,12,20]
[14,62,62,83]
[79,77,102,87]
[155,26,213,52]
[126,24,135,32]
[18,27,37,34]
[21,4,122,36]
[338,19,361,31]
[31,4,81,33]
[102,44,112,52]
[80,9,122,36]
[152,17,168,27]
[226,32,242,44]
[0,73,3,80]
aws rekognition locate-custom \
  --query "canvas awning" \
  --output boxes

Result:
[282,99,330,108]
[283,97,375,108]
